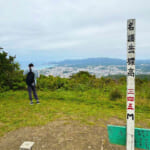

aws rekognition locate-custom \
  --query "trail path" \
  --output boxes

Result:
[0,118,141,150]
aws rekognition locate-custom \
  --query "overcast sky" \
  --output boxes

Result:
[0,0,150,65]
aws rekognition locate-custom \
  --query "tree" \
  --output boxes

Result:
[0,49,25,91]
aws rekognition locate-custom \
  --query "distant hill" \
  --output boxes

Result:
[49,57,150,67]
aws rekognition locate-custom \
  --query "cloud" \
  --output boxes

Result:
[0,0,150,62]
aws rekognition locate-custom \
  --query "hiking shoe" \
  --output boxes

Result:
[30,102,33,105]
[37,101,40,104]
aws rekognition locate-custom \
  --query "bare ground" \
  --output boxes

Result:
[0,118,140,150]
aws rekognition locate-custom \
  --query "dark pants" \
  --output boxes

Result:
[28,85,39,102]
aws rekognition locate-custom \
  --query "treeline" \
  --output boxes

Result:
[37,72,124,91]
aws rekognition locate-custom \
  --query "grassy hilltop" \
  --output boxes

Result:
[1,75,150,137]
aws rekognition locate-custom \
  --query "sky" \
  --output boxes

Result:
[0,0,150,67]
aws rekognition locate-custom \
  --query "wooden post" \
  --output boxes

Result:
[108,19,150,149]
[126,19,136,150]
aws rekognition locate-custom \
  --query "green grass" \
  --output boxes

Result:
[0,89,150,137]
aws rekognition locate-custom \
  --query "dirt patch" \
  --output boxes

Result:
[0,118,138,150]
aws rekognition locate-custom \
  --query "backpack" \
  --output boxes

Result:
[26,70,35,86]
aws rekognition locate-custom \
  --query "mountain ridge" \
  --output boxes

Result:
[47,57,150,67]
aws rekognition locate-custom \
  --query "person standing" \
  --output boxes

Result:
[24,63,40,105]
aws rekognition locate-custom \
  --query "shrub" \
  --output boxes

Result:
[109,88,122,101]
[37,75,67,90]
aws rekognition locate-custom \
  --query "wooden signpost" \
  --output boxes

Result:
[107,19,150,149]
[126,18,135,150]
